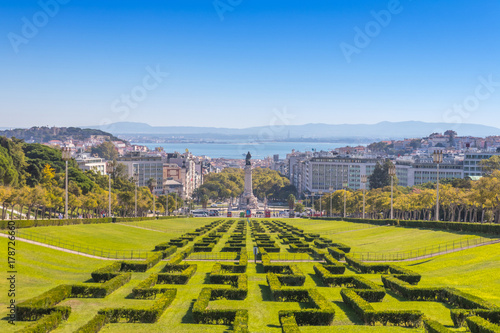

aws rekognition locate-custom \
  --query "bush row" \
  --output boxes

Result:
[1,216,181,230]
[327,247,346,260]
[314,267,385,302]
[91,262,121,282]
[121,252,163,272]
[17,285,72,320]
[192,288,249,331]
[450,309,500,327]
[168,246,193,265]
[158,265,197,285]
[345,255,391,274]
[99,289,176,323]
[316,217,500,236]
[382,276,497,309]
[466,316,500,333]
[267,273,309,302]
[423,318,454,333]
[340,288,423,327]
[279,313,300,333]
[74,313,110,333]
[16,307,71,333]
[71,273,131,298]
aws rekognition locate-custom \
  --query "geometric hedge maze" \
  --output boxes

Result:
[14,218,500,333]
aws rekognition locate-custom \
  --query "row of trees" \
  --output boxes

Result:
[308,170,500,223]
[0,137,183,219]
[194,167,296,206]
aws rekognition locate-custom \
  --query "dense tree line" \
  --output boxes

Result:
[194,167,296,204]
[0,137,181,219]
[313,167,500,223]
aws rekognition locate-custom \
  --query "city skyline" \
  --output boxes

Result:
[1,0,499,130]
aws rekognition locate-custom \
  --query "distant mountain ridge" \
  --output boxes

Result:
[85,121,500,140]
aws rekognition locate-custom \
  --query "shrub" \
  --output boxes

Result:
[279,312,300,333]
[423,318,455,333]
[74,313,110,333]
[17,285,72,321]
[121,253,163,272]
[91,262,121,282]
[466,316,500,333]
[71,273,131,298]
[99,289,176,323]
[17,307,71,333]
[441,288,498,310]
[157,265,197,285]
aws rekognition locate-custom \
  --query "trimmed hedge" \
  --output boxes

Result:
[267,273,309,302]
[99,289,176,323]
[121,252,163,272]
[345,255,390,274]
[340,288,423,327]
[314,217,500,235]
[423,318,455,333]
[17,285,72,320]
[1,216,182,230]
[279,313,301,333]
[157,264,197,285]
[16,307,71,333]
[168,246,193,265]
[192,288,249,331]
[382,275,441,301]
[466,316,500,333]
[74,313,110,333]
[91,262,121,282]
[382,276,497,310]
[71,273,131,298]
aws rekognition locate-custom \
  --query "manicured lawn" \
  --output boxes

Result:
[2,217,498,332]
[0,237,106,332]
[14,222,182,252]
[288,218,494,253]
[402,242,500,306]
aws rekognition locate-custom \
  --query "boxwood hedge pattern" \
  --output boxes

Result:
[264,219,498,333]
[14,220,226,333]
[13,217,499,333]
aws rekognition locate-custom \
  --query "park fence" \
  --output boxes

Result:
[349,236,500,262]
[14,230,151,260]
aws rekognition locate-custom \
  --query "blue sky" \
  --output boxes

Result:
[1,0,499,130]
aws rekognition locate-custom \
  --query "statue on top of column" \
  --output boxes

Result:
[245,151,252,166]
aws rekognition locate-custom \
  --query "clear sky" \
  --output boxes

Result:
[1,0,499,129]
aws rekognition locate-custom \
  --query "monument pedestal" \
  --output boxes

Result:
[238,162,259,210]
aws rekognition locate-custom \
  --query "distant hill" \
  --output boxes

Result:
[0,126,125,143]
[84,121,500,140]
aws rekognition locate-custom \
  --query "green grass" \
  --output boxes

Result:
[14,221,191,252]
[2,218,498,332]
[402,242,500,306]
[289,218,495,253]
[0,236,106,331]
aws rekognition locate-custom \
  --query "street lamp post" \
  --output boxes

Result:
[151,179,157,217]
[343,182,348,218]
[361,175,367,219]
[329,186,333,217]
[389,165,396,220]
[107,162,113,218]
[433,150,443,221]
[61,148,71,219]
[318,191,323,217]
[133,173,139,217]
